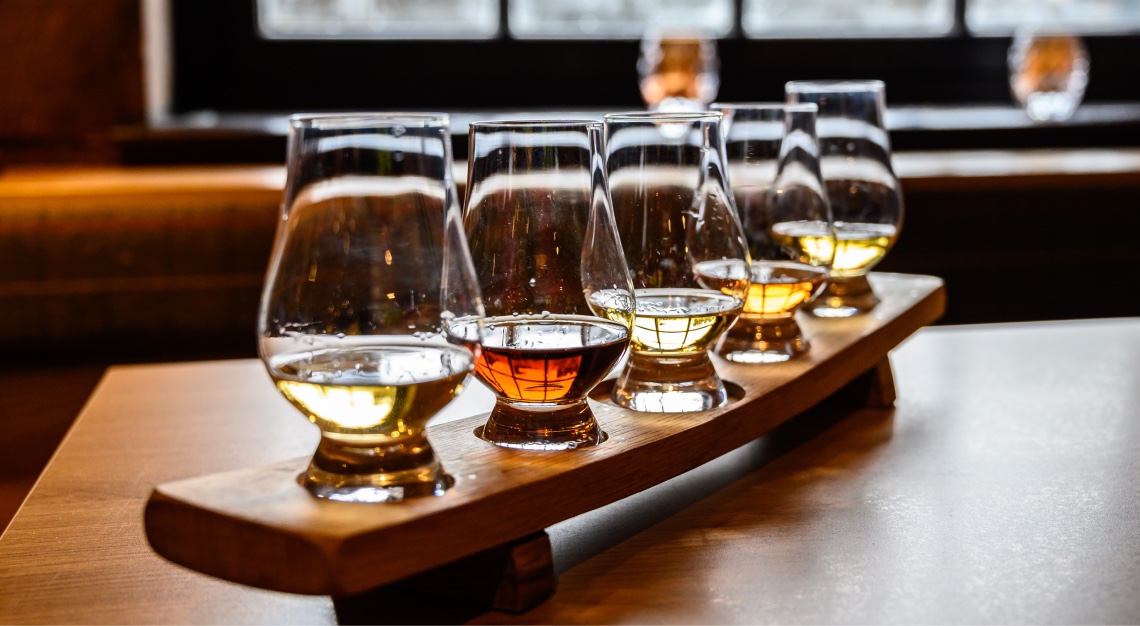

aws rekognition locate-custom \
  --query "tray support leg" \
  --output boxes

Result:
[856,356,897,409]
[333,530,555,618]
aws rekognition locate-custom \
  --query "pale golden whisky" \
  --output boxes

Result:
[615,288,743,355]
[270,345,473,442]
[742,261,828,317]
[772,220,896,277]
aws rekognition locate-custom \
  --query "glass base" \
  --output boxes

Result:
[1025,91,1080,122]
[478,399,604,450]
[716,315,807,363]
[300,435,452,503]
[612,351,728,413]
[808,275,878,318]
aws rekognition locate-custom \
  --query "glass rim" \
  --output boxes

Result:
[785,80,885,94]
[468,119,602,130]
[711,102,818,114]
[603,111,723,122]
[288,112,449,129]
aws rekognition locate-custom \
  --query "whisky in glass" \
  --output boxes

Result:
[638,31,720,111]
[1009,30,1089,122]
[786,80,904,317]
[457,121,634,449]
[605,111,751,412]
[259,113,484,502]
[710,103,833,362]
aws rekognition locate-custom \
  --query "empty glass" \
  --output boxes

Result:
[605,111,751,412]
[454,121,634,450]
[712,103,833,363]
[258,113,484,502]
[786,80,904,317]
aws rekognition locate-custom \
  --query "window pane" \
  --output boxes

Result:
[257,0,499,39]
[967,0,1140,34]
[509,0,734,39]
[743,0,954,37]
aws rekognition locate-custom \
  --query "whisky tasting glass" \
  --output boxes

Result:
[786,80,904,317]
[711,103,834,363]
[455,121,634,450]
[638,31,720,112]
[605,112,751,412]
[258,113,484,502]
[1009,30,1088,122]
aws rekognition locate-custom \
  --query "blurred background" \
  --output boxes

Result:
[3,0,1140,164]
[1,0,1139,525]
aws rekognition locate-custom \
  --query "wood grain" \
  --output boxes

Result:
[3,316,1139,623]
[0,165,282,358]
[142,274,944,597]
[337,531,556,616]
[0,364,106,531]
[0,360,335,624]
[477,317,1140,624]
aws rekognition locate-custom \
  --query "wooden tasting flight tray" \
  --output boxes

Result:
[144,273,945,611]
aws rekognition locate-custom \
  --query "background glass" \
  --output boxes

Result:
[786,80,904,317]
[712,103,833,363]
[638,32,720,111]
[258,113,483,502]
[605,111,751,412]
[1009,31,1089,122]
[456,121,634,450]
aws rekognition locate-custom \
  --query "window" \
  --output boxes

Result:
[509,0,733,39]
[171,0,1140,114]
[255,0,1140,39]
[257,0,499,39]
[967,0,1140,34]
[743,0,955,38]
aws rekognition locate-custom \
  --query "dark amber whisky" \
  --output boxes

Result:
[451,315,629,405]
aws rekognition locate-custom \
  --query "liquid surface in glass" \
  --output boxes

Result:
[610,288,743,355]
[269,345,474,442]
[778,177,901,277]
[742,261,829,317]
[734,187,833,263]
[450,315,628,404]
[772,220,897,277]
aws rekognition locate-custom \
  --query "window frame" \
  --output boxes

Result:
[171,0,1140,114]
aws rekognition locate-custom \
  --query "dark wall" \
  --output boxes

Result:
[0,1,145,165]
[881,177,1140,325]
[172,0,1140,113]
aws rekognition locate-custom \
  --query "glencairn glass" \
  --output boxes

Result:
[258,113,483,502]
[711,103,833,363]
[605,111,751,412]
[638,32,720,112]
[455,121,634,450]
[786,80,904,317]
[1009,30,1088,122]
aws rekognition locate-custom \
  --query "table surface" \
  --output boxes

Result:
[4,148,1140,200]
[2,318,1138,624]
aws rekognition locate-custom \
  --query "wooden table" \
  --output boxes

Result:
[2,318,1139,624]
